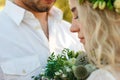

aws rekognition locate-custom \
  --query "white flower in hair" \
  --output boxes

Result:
[114,0,120,13]
[114,0,120,9]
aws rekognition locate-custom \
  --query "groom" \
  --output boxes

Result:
[0,0,84,80]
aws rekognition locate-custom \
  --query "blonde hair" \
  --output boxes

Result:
[76,0,120,67]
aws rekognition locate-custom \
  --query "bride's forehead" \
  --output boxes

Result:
[69,0,76,3]
[69,0,77,8]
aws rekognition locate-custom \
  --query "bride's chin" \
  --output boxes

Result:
[80,39,85,44]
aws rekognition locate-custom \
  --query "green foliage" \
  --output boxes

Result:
[44,52,67,79]
[42,48,78,80]
[32,48,97,80]
[79,0,115,11]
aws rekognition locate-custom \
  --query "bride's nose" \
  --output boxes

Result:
[70,19,80,33]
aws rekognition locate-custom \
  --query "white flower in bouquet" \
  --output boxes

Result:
[55,71,61,76]
[32,48,97,80]
[65,67,72,72]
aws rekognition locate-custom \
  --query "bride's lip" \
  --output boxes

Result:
[80,39,84,43]
[79,37,85,44]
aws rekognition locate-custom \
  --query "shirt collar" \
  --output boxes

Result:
[49,6,63,21]
[3,0,25,25]
[3,0,63,25]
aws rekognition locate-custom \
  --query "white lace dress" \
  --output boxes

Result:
[87,69,116,80]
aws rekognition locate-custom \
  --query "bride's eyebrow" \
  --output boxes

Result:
[71,7,76,12]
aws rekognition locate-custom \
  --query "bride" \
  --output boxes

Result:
[69,0,120,80]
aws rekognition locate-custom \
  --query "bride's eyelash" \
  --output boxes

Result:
[74,16,79,19]
[71,7,76,12]
[71,7,79,19]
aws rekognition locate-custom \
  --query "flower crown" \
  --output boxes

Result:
[78,0,120,13]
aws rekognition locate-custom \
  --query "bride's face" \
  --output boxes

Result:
[69,0,85,44]
[20,0,56,12]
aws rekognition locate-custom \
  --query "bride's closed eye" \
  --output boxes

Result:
[71,7,79,19]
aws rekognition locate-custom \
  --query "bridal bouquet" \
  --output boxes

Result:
[32,48,97,80]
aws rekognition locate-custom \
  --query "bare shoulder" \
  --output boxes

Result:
[87,69,116,80]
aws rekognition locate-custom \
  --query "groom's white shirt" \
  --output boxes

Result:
[0,0,84,80]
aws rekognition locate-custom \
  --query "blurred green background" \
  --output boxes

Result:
[0,0,72,22]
